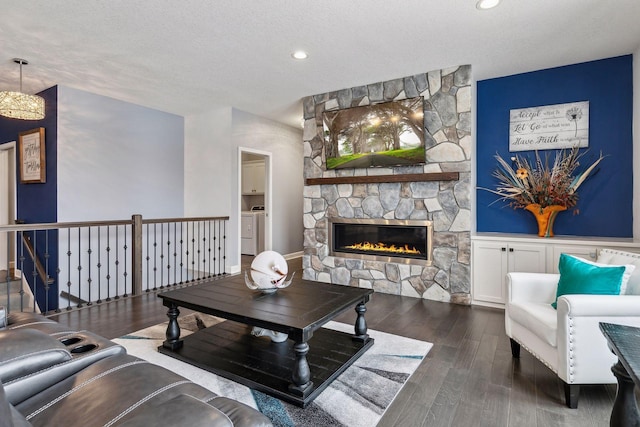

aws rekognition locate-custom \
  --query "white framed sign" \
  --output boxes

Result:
[19,127,46,183]
[509,101,589,152]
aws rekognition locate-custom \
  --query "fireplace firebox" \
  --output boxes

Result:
[329,218,433,265]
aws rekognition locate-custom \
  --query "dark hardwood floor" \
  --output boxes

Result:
[49,256,621,426]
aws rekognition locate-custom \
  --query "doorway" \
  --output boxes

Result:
[238,147,272,263]
[0,142,16,272]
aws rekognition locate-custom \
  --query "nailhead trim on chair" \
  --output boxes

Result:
[568,316,575,382]
[514,319,577,383]
[26,360,148,420]
[103,380,191,427]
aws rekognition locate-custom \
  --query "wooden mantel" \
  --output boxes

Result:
[305,172,459,186]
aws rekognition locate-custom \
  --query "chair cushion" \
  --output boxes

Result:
[597,248,640,295]
[508,301,558,347]
[552,253,626,309]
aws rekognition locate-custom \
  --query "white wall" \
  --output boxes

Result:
[184,107,303,269]
[57,85,184,221]
[231,109,304,257]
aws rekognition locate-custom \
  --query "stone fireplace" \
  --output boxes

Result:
[302,65,471,305]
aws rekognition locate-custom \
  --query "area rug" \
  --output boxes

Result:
[113,314,432,427]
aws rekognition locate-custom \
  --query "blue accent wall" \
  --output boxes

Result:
[476,55,633,237]
[0,85,58,310]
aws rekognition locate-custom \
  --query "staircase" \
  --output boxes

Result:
[0,270,37,313]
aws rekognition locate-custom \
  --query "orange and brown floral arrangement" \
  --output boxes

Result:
[482,146,605,211]
[480,147,605,237]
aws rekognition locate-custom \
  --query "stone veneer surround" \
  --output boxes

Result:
[302,66,472,305]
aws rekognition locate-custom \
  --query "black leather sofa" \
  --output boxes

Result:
[0,312,272,427]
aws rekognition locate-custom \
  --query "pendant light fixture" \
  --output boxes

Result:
[0,58,45,120]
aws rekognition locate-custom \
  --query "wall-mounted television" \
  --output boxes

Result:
[323,97,425,170]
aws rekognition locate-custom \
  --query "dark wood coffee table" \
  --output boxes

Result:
[157,274,374,407]
[599,322,640,427]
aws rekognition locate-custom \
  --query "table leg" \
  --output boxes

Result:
[163,303,183,350]
[353,301,369,342]
[288,341,313,397]
[610,360,640,427]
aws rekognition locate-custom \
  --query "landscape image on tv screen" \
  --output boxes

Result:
[323,97,425,170]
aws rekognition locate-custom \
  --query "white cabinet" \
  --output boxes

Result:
[471,234,640,307]
[547,245,597,274]
[242,161,265,195]
[472,241,546,305]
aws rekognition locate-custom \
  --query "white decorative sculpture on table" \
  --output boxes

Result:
[250,327,288,343]
[244,250,294,294]
[245,250,294,343]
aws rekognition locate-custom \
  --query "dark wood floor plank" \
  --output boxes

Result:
[480,383,510,427]
[421,367,469,427]
[535,407,573,427]
[450,369,489,426]
[474,334,498,371]
[440,311,470,347]
[508,355,538,427]
[453,338,480,370]
[460,307,491,342]
[382,358,451,427]
[582,384,615,426]
[491,347,514,388]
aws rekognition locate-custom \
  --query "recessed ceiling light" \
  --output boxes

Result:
[291,51,308,60]
[476,0,500,10]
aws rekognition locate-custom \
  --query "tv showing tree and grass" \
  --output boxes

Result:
[323,97,425,170]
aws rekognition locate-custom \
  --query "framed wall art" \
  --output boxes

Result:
[19,127,46,183]
[322,97,426,169]
[509,101,589,152]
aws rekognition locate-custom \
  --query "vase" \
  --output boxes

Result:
[524,204,567,237]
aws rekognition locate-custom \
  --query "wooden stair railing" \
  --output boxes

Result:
[21,234,55,285]
[59,290,87,305]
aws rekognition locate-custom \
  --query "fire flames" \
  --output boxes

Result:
[344,241,421,255]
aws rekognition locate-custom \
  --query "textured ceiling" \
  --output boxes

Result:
[1,1,639,129]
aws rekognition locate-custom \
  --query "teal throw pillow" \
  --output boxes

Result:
[552,253,625,309]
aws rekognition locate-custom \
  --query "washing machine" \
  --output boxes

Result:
[241,206,265,255]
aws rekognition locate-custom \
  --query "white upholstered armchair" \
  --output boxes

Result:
[505,249,640,408]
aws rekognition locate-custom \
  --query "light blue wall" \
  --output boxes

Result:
[57,86,184,221]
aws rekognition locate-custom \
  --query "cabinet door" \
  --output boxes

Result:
[548,245,597,273]
[472,241,508,304]
[508,243,546,274]
[252,162,265,194]
[242,162,265,195]
[241,164,254,195]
